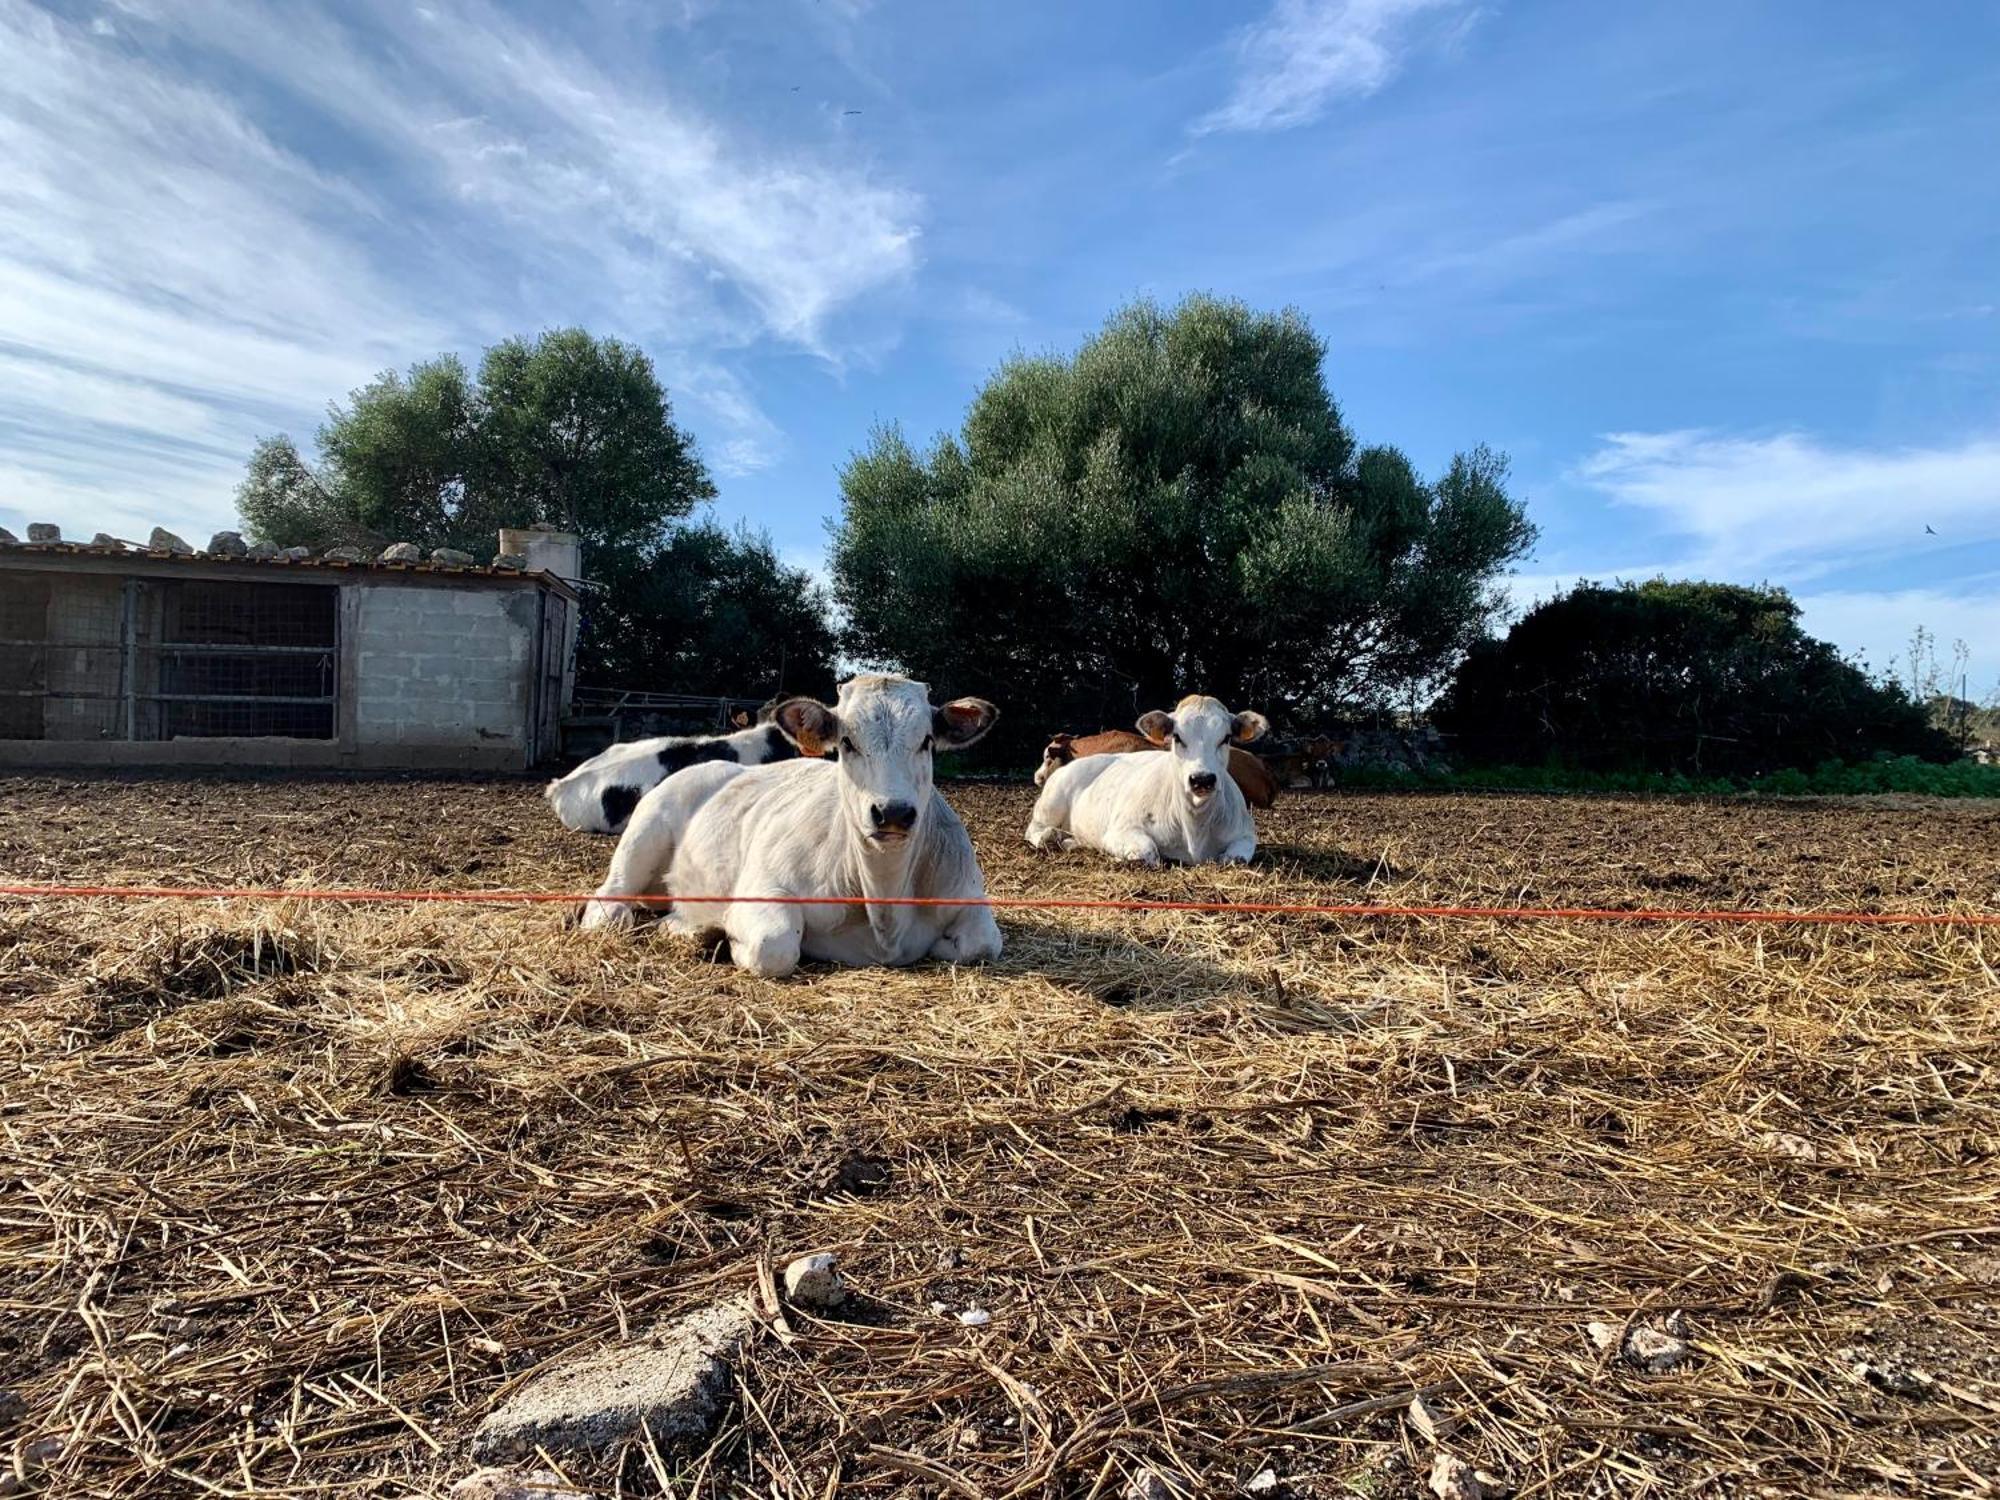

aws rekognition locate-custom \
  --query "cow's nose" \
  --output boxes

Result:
[871,800,918,833]
[1188,771,1218,792]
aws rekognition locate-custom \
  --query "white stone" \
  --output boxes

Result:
[432,547,478,566]
[1429,1453,1506,1500]
[1245,1468,1281,1495]
[781,1253,846,1311]
[322,545,365,563]
[958,1306,992,1327]
[281,545,313,561]
[1126,1468,1193,1500]
[380,541,423,562]
[1754,1131,1819,1162]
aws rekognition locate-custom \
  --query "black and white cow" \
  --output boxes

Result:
[544,711,800,835]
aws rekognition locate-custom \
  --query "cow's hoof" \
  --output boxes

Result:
[579,900,635,932]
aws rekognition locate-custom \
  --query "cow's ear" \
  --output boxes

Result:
[774,697,839,757]
[1230,710,1271,745]
[933,697,998,750]
[1137,710,1174,746]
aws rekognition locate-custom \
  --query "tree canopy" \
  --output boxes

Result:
[829,295,1534,741]
[237,329,834,698]
[1435,579,1953,775]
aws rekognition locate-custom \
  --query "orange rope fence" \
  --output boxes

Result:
[2,883,1996,927]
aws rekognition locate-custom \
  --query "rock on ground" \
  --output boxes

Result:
[207,530,247,556]
[1125,1468,1194,1500]
[448,1467,570,1500]
[1430,1453,1507,1500]
[472,1298,755,1461]
[1624,1326,1692,1373]
[379,541,422,562]
[149,528,193,554]
[781,1253,845,1311]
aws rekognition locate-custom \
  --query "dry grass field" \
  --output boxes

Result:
[3,773,1999,1498]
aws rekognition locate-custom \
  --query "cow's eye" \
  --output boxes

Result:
[920,734,934,753]
[840,736,859,756]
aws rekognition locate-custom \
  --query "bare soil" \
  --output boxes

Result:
[3,773,1998,1497]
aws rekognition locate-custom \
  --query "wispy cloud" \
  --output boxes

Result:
[1575,429,2000,575]
[0,0,920,540]
[1195,0,1475,135]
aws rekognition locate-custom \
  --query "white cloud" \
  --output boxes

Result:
[1195,0,1474,135]
[1793,586,2000,692]
[0,0,920,541]
[1576,428,2000,575]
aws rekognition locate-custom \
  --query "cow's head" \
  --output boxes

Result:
[1137,695,1269,810]
[774,675,997,851]
[1034,733,1078,787]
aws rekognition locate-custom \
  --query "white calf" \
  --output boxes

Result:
[1026,695,1270,866]
[580,675,1003,978]
[543,717,796,835]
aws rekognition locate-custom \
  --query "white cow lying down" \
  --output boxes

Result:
[581,675,1003,978]
[1026,694,1271,866]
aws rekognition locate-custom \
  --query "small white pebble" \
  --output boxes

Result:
[958,1306,992,1327]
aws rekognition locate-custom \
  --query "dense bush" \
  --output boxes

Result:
[1436,580,1952,777]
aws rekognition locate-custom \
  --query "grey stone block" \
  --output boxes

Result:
[473,1299,754,1461]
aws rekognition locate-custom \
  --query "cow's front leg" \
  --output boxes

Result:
[1104,828,1162,866]
[1218,836,1257,866]
[930,903,1003,965]
[580,797,680,931]
[727,901,805,978]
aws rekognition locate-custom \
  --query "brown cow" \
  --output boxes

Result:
[1036,729,1278,809]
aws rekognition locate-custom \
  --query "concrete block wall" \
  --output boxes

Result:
[351,584,539,763]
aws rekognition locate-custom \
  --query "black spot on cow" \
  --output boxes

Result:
[599,783,642,832]
[761,725,800,762]
[656,740,741,775]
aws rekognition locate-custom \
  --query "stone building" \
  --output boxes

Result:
[0,525,580,770]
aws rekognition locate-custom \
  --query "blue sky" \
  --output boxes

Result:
[3,0,1997,694]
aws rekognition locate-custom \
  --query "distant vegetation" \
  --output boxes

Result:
[1331,756,2000,799]
[236,328,836,699]
[1437,580,1952,777]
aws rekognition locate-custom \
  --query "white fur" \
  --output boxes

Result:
[580,675,1002,978]
[1025,696,1267,866]
[543,722,790,834]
